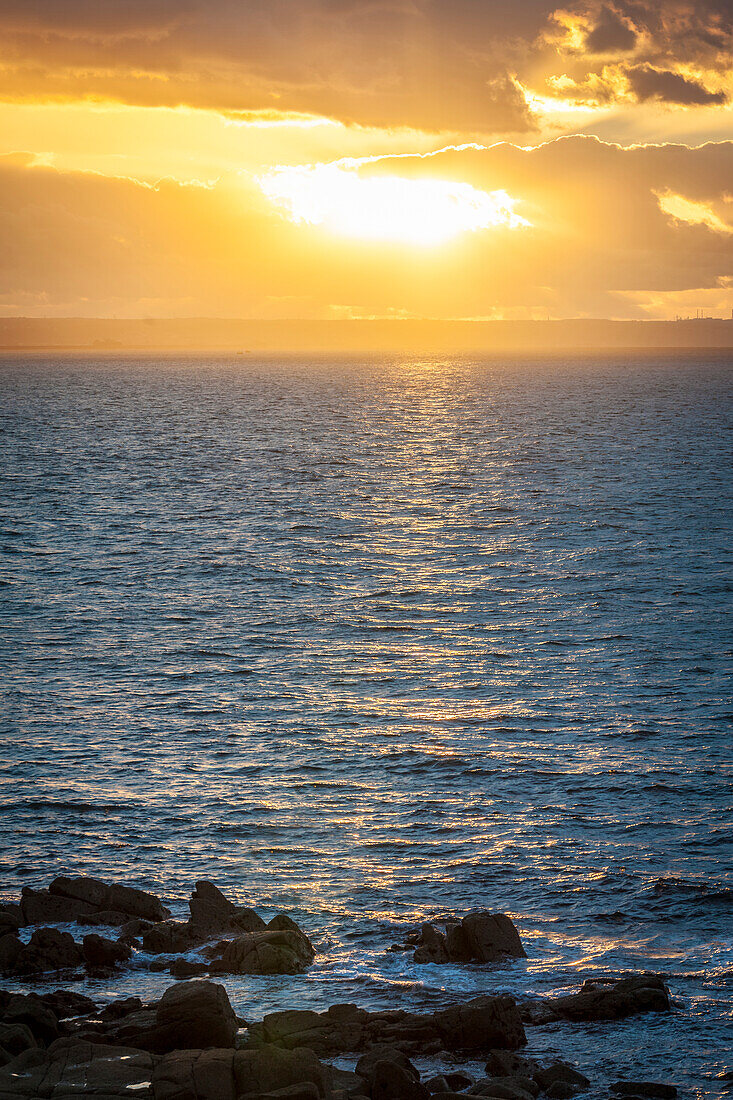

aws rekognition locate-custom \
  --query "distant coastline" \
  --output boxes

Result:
[1,316,733,354]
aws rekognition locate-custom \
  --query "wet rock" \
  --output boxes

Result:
[413,914,525,965]
[355,1046,421,1083]
[82,932,133,970]
[9,927,84,977]
[610,1084,677,1099]
[0,906,21,936]
[50,876,170,923]
[470,1081,535,1100]
[19,887,96,925]
[232,908,269,934]
[0,1037,155,1098]
[210,927,315,976]
[143,920,196,955]
[533,1063,589,1094]
[249,996,525,1057]
[527,975,670,1024]
[544,1085,580,1100]
[170,959,209,979]
[484,1054,540,1080]
[120,918,154,944]
[189,881,238,934]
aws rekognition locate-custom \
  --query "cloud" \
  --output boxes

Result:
[626,65,727,106]
[1,136,731,320]
[584,5,637,53]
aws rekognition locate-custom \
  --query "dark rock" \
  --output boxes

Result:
[0,1022,37,1058]
[38,989,97,1019]
[86,909,135,927]
[97,997,145,1021]
[355,1046,421,1083]
[0,935,21,975]
[232,908,268,934]
[152,1048,236,1100]
[331,1066,366,1097]
[143,920,196,955]
[235,1045,331,1099]
[484,1054,540,1080]
[0,1037,155,1098]
[120,918,154,945]
[0,992,60,1046]
[11,927,84,976]
[365,1059,428,1100]
[610,1084,677,1099]
[149,981,239,1052]
[435,997,526,1052]
[533,1063,589,1093]
[250,996,525,1057]
[544,1085,580,1100]
[50,875,170,922]
[0,906,21,937]
[170,959,210,979]
[83,932,133,969]
[210,928,315,975]
[20,886,97,925]
[189,881,238,934]
[530,975,671,1023]
[413,914,525,966]
[470,1081,535,1100]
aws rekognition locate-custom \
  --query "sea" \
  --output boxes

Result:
[0,352,731,1095]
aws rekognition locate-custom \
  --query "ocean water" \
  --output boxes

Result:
[0,352,731,1095]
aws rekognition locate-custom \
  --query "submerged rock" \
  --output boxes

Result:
[413,913,525,965]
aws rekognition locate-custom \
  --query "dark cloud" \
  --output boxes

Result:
[626,64,727,105]
[585,5,637,53]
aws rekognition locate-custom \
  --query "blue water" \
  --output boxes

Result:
[1,352,731,1095]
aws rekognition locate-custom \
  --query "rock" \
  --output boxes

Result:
[0,1022,37,1059]
[413,914,525,966]
[484,1054,540,1080]
[610,1084,677,1099]
[413,923,449,964]
[120,918,154,945]
[82,932,133,969]
[470,1081,535,1100]
[149,981,239,1052]
[19,887,96,925]
[250,996,525,1057]
[143,920,196,954]
[86,909,135,927]
[235,1045,331,1099]
[170,959,209,979]
[10,927,84,976]
[153,1044,332,1100]
[533,975,671,1023]
[0,1037,155,1098]
[355,1046,421,1083]
[533,1064,589,1093]
[1,992,60,1046]
[365,1059,428,1100]
[331,1066,368,1097]
[544,1085,579,1100]
[435,997,527,1052]
[50,875,170,922]
[210,928,315,975]
[232,908,268,934]
[189,881,238,934]
[0,906,21,937]
[38,989,97,1019]
[0,935,21,975]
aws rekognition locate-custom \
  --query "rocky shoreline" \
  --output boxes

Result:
[0,877,685,1099]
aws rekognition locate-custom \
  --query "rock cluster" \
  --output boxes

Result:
[247,995,527,1055]
[521,975,671,1024]
[0,878,315,980]
[410,913,526,965]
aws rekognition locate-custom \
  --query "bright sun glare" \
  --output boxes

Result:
[257,163,530,245]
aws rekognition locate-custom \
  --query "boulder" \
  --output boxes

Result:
[0,1022,37,1059]
[120,918,154,945]
[364,1059,428,1100]
[529,975,671,1024]
[189,881,238,935]
[0,935,21,975]
[0,906,21,936]
[143,921,196,955]
[82,933,133,969]
[170,960,210,980]
[234,1045,331,1099]
[470,1082,535,1100]
[425,1073,474,1094]
[434,997,527,1052]
[19,887,95,925]
[1,992,60,1046]
[249,996,525,1057]
[355,1046,421,1083]
[152,1048,237,1100]
[38,990,97,1020]
[0,1037,155,1098]
[10,928,84,976]
[533,1064,589,1093]
[210,928,315,976]
[414,914,525,966]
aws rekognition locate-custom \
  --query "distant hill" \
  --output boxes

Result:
[1,316,732,353]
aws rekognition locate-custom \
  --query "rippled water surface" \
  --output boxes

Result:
[1,353,731,1094]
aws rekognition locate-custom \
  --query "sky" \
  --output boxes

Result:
[0,0,732,320]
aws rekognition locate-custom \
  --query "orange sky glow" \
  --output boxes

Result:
[0,1,731,321]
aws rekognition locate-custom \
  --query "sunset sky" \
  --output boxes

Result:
[1,0,732,320]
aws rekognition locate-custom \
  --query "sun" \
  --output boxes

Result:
[257,162,530,246]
